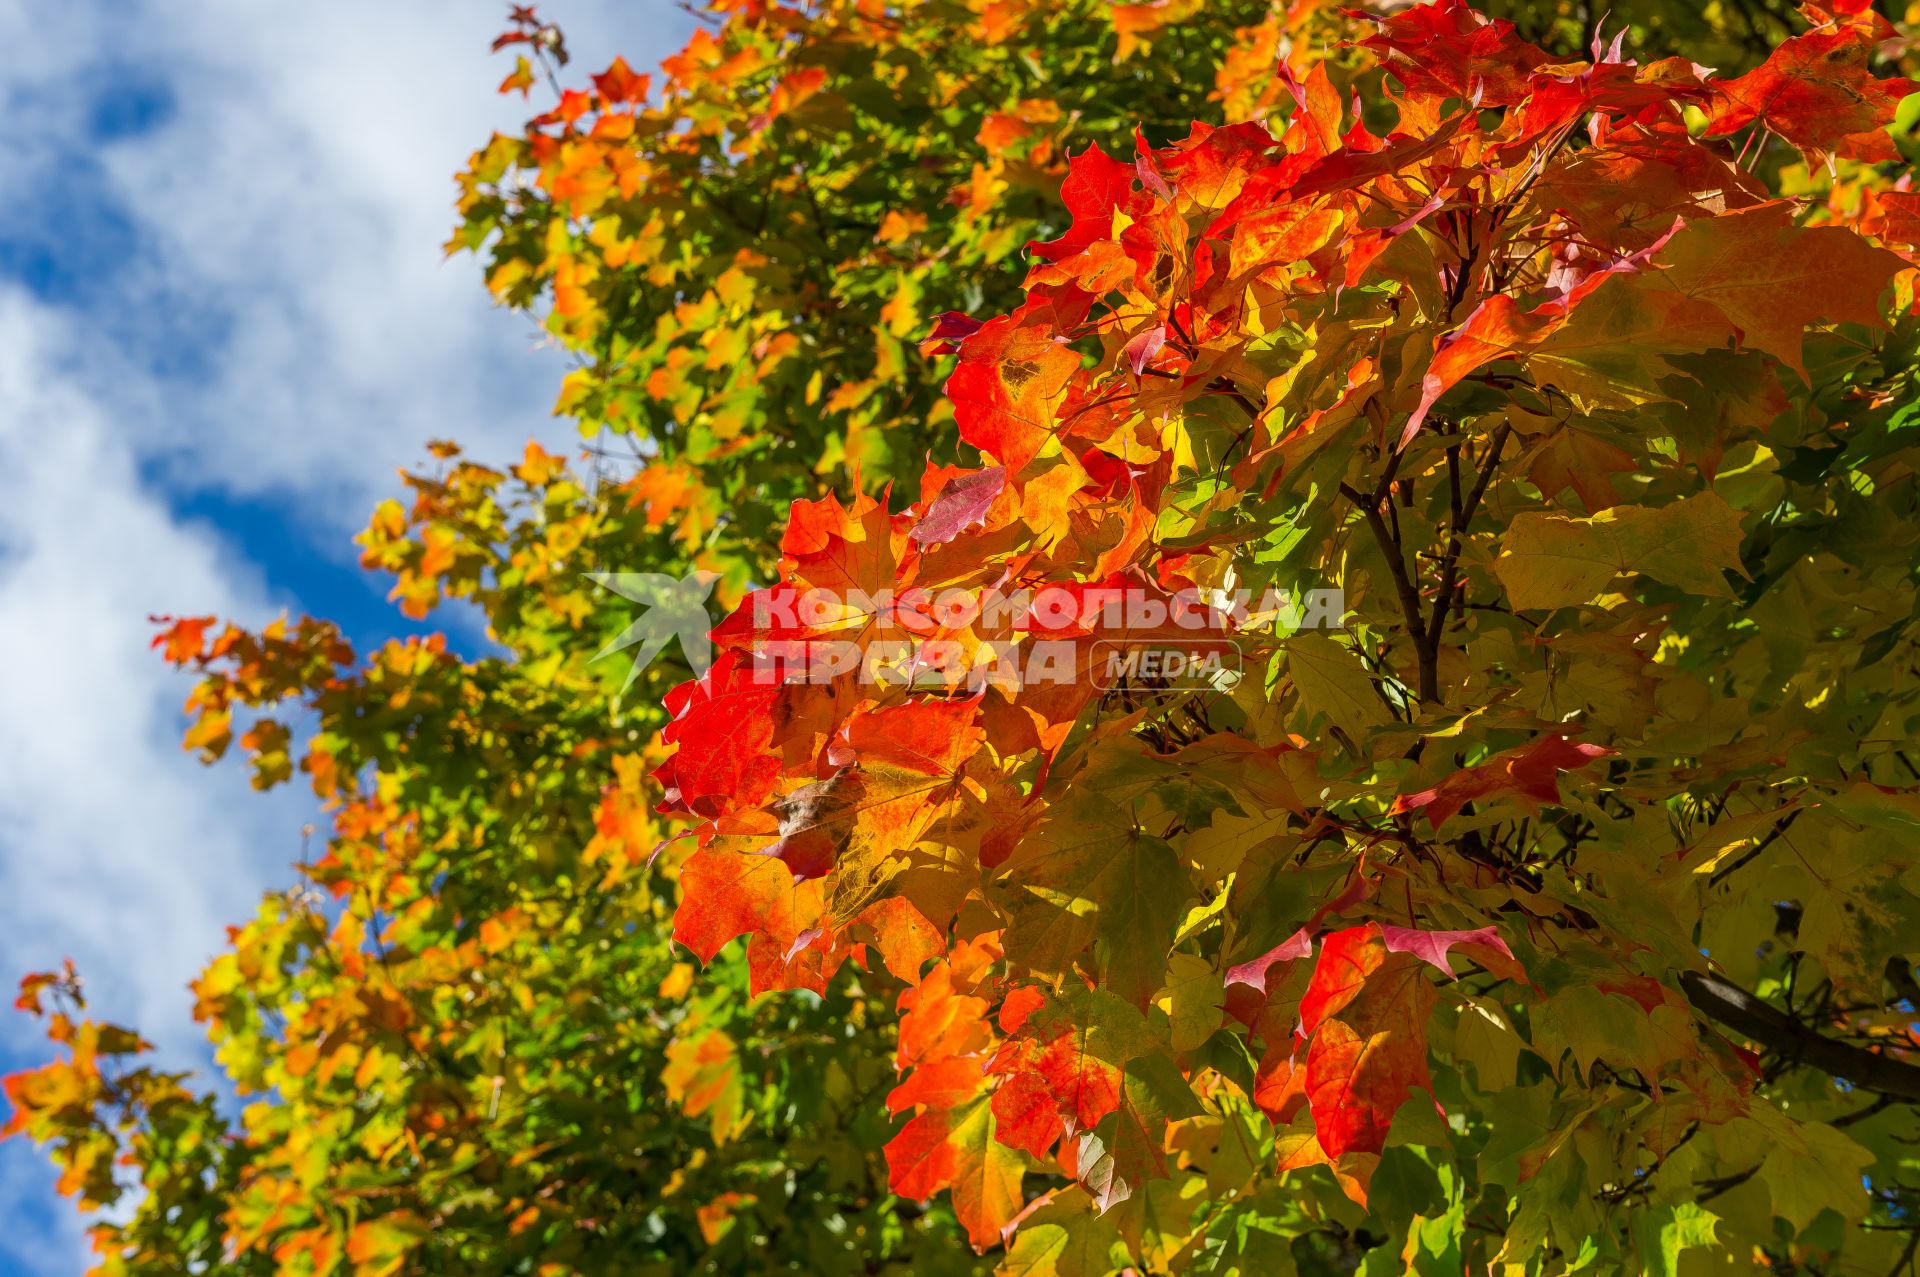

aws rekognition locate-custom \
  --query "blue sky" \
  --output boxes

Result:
[0,3,692,1270]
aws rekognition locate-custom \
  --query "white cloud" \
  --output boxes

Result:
[0,291,297,1036]
[0,3,693,1271]
[3,0,690,518]
[0,286,299,1274]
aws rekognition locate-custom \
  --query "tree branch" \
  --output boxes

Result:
[1425,423,1509,655]
[1339,481,1437,701]
[1681,969,1920,1103]
[1708,809,1802,887]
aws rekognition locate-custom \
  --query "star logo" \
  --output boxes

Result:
[586,571,718,701]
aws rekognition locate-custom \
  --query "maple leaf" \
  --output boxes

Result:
[651,649,784,820]
[888,1095,1025,1251]
[1359,0,1549,106]
[1073,1054,1202,1210]
[661,1018,749,1142]
[779,487,909,600]
[911,466,1007,546]
[1223,927,1313,995]
[998,785,1194,1007]
[993,986,1155,1143]
[946,315,1086,475]
[498,56,535,98]
[1394,734,1615,828]
[590,56,648,105]
[1705,26,1919,163]
[1379,924,1524,981]
[1030,145,1147,267]
[150,615,216,665]
[857,895,947,981]
[1636,203,1906,379]
[1493,492,1749,611]
[669,847,845,995]
[1297,925,1438,1160]
[1526,425,1637,512]
[989,1066,1063,1160]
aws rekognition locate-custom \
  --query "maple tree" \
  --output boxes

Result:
[453,0,1837,575]
[646,2,1920,1273]
[456,0,1321,576]
[5,449,990,1276]
[10,2,1920,1276]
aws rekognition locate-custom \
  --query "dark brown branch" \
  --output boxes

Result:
[1339,481,1438,701]
[1460,425,1510,527]
[1695,1162,1760,1203]
[1836,1096,1897,1128]
[1206,376,1263,423]
[1425,423,1510,655]
[1888,1226,1920,1277]
[1338,420,1510,705]
[1708,809,1802,887]
[1681,969,1920,1103]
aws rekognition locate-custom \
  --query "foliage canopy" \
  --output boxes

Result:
[11,2,1920,1276]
